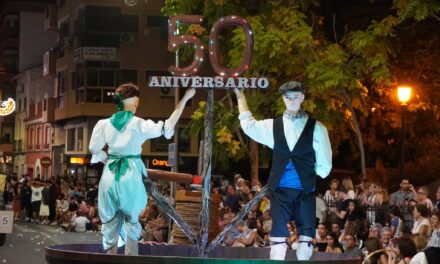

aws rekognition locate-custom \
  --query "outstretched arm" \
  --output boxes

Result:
[166,88,196,133]
[233,88,274,148]
[234,88,250,114]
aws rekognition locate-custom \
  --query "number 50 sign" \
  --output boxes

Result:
[168,15,253,77]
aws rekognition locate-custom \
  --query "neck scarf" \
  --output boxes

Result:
[283,109,307,121]
[110,111,134,132]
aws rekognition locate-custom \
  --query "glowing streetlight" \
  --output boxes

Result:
[397,86,412,105]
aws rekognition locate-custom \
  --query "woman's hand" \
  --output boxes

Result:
[183,88,196,101]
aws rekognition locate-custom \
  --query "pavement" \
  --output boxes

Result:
[0,220,102,264]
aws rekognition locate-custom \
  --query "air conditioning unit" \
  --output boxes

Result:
[44,5,58,32]
[43,51,56,76]
[120,32,136,44]
[159,87,174,97]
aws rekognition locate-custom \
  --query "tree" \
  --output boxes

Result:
[163,0,440,184]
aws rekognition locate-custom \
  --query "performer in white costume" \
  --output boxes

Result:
[234,81,332,261]
[89,83,195,255]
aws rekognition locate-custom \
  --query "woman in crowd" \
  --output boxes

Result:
[39,182,50,224]
[414,186,434,212]
[288,221,299,249]
[13,181,22,220]
[325,232,343,253]
[375,189,390,227]
[412,204,431,237]
[363,182,381,225]
[342,177,356,199]
[428,211,440,247]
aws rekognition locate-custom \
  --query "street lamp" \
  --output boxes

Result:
[397,86,412,180]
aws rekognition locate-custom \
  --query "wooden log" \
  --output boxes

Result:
[146,169,193,184]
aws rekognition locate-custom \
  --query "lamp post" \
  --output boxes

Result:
[397,86,411,180]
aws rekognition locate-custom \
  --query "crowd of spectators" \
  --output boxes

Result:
[4,175,100,233]
[3,173,440,263]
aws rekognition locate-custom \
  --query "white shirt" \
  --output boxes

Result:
[412,218,430,235]
[316,196,327,223]
[31,186,43,202]
[74,216,90,232]
[238,111,332,178]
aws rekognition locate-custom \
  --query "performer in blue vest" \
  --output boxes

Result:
[234,81,332,260]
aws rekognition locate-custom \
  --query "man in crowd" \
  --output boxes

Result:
[224,184,241,213]
[390,179,414,206]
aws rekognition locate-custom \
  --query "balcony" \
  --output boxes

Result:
[0,140,13,154]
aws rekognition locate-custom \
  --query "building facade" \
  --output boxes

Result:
[43,0,202,183]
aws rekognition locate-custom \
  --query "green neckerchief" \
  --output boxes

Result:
[108,154,142,182]
[110,111,134,132]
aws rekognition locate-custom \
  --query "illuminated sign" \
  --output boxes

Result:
[152,159,168,167]
[70,157,85,164]
[0,98,16,116]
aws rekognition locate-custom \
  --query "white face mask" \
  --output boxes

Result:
[282,91,304,112]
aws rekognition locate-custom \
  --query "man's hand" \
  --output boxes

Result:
[233,88,244,97]
[233,88,250,113]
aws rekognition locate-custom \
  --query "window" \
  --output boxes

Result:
[36,127,41,147]
[67,128,75,151]
[86,89,102,103]
[28,128,33,147]
[24,97,27,111]
[45,126,50,145]
[86,69,99,86]
[56,71,66,108]
[77,128,83,151]
[150,136,171,152]
[120,70,137,85]
[59,20,69,57]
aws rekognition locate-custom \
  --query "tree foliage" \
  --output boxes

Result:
[162,0,440,184]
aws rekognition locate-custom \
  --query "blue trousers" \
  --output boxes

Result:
[270,187,316,238]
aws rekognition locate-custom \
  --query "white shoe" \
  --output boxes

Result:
[296,236,313,261]
[270,237,288,260]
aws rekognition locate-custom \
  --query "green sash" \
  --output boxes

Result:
[108,154,142,181]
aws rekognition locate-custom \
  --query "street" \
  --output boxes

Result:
[0,220,102,264]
